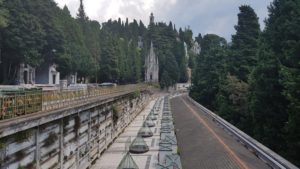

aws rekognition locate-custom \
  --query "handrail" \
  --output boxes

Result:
[0,84,147,121]
[187,95,298,169]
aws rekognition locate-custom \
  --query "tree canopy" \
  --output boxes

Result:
[190,2,300,166]
[0,0,192,87]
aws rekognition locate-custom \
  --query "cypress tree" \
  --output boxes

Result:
[99,32,119,82]
[0,0,8,28]
[249,40,288,152]
[264,0,300,165]
[77,0,88,22]
[190,34,227,109]
[217,74,250,133]
[216,5,260,134]
[195,33,202,45]
[230,5,260,82]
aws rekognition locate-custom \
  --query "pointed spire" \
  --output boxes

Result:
[145,40,159,82]
[150,13,154,25]
[149,41,155,62]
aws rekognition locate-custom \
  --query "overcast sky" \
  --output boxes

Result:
[54,0,273,41]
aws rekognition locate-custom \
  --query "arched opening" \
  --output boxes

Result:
[24,71,28,84]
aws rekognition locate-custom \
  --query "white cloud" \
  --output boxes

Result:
[54,0,272,41]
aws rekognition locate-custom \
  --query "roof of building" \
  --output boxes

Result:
[138,124,153,138]
[129,136,149,154]
[117,152,139,169]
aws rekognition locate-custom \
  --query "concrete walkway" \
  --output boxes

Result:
[92,99,160,169]
[171,95,270,169]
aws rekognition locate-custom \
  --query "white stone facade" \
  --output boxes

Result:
[184,42,189,59]
[18,63,35,85]
[35,64,60,85]
[145,42,159,82]
[191,41,201,55]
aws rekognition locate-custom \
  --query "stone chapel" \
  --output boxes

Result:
[145,13,159,83]
[145,41,159,82]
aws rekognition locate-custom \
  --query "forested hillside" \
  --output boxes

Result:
[190,1,300,166]
[0,0,192,86]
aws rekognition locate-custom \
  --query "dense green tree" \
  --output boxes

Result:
[217,74,251,133]
[83,20,101,81]
[230,5,260,82]
[0,0,8,28]
[190,34,227,109]
[99,32,119,82]
[160,71,172,89]
[129,43,142,83]
[195,33,202,45]
[56,5,87,77]
[189,2,300,166]
[101,19,145,84]
[77,0,88,22]
[138,20,147,36]
[0,0,68,83]
[1,0,46,83]
[164,51,179,86]
[0,0,187,87]
[25,0,65,64]
[173,41,188,83]
[183,28,193,48]
[178,28,193,48]
[116,38,128,84]
[159,51,179,89]
[75,0,100,81]
[0,0,7,83]
[249,40,288,153]
[264,0,300,165]
[216,5,260,135]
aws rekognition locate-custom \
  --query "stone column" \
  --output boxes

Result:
[35,126,40,169]
[60,119,64,169]
[88,110,91,168]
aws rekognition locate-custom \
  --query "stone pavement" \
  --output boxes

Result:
[91,99,158,169]
[92,96,182,169]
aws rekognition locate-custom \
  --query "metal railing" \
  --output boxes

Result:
[0,88,43,120]
[187,95,298,169]
[0,84,146,121]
